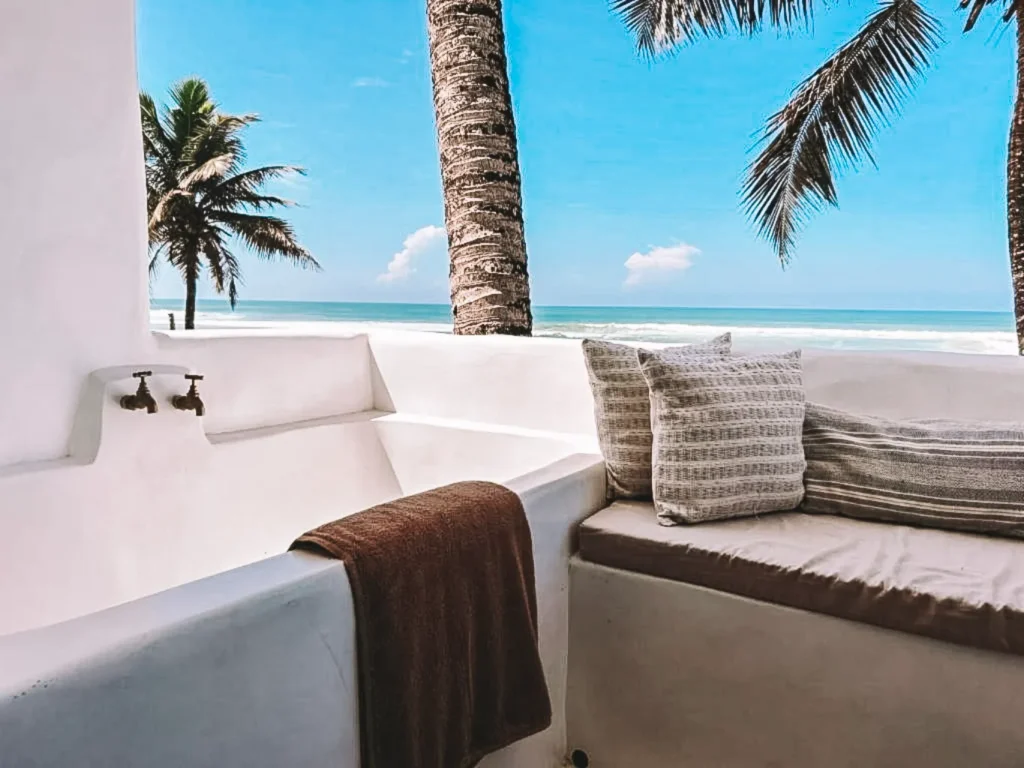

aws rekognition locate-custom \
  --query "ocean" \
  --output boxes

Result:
[149,299,1018,355]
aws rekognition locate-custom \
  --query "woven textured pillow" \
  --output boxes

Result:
[639,349,806,525]
[582,334,731,499]
[803,403,1024,538]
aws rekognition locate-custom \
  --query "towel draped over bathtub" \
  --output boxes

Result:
[290,481,551,768]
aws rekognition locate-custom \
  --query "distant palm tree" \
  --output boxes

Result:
[425,0,533,336]
[615,0,1024,354]
[141,78,319,330]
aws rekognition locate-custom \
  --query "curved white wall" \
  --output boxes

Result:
[0,0,150,467]
[369,332,599,437]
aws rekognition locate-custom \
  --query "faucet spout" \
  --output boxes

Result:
[120,371,158,414]
[172,374,206,417]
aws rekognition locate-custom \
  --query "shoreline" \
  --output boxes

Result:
[149,301,1018,356]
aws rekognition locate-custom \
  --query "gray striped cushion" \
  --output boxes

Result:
[639,349,806,525]
[582,334,731,499]
[803,404,1024,537]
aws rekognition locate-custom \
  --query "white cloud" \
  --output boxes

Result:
[624,242,700,286]
[378,225,447,282]
[353,77,389,88]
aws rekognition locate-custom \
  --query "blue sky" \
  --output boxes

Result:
[138,0,1014,310]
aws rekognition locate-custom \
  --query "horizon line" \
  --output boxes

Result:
[149,298,1012,315]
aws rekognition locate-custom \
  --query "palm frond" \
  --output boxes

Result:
[141,92,179,220]
[612,0,664,54]
[210,191,296,211]
[181,153,235,188]
[203,165,304,211]
[225,254,241,307]
[182,113,258,176]
[212,211,322,269]
[612,0,817,55]
[140,92,170,159]
[147,153,235,234]
[147,189,191,235]
[148,242,168,277]
[166,237,203,281]
[742,0,941,263]
[166,78,215,157]
[958,0,1009,30]
[201,230,237,296]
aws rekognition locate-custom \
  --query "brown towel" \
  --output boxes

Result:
[290,481,551,768]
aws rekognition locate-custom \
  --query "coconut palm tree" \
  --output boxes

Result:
[615,0,1024,354]
[425,0,533,335]
[141,78,319,330]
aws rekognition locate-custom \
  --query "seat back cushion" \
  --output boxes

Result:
[582,334,731,499]
[639,349,806,525]
[803,403,1024,538]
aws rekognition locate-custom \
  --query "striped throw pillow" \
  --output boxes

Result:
[639,349,806,525]
[803,404,1024,538]
[582,334,731,499]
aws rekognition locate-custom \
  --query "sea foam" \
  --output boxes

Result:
[149,308,1017,355]
[532,322,1017,355]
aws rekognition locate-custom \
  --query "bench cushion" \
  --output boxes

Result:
[578,501,1024,656]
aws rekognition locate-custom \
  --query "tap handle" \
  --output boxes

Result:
[185,374,204,382]
[133,371,153,379]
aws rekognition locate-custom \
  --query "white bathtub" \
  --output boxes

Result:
[0,336,607,767]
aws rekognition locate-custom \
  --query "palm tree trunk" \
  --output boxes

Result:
[1009,11,1024,354]
[426,0,533,336]
[184,262,198,331]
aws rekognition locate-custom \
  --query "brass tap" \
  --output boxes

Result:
[120,371,158,414]
[172,374,205,417]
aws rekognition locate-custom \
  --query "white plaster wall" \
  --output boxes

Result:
[0,0,150,468]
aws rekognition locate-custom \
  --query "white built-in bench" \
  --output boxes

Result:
[567,347,1024,768]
